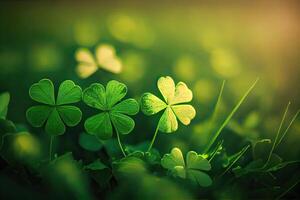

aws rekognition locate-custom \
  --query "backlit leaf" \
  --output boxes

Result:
[110,112,135,135]
[171,82,193,105]
[186,151,211,171]
[159,107,178,133]
[140,93,166,115]
[85,112,113,140]
[157,76,175,104]
[29,79,55,105]
[172,105,196,125]
[112,98,139,115]
[161,147,185,170]
[83,83,107,110]
[96,44,122,74]
[56,80,82,105]
[106,80,127,108]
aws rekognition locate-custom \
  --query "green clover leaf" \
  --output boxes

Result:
[0,92,10,119]
[83,80,139,140]
[161,147,212,187]
[26,79,82,136]
[141,76,196,133]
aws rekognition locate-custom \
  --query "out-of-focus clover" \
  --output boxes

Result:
[141,76,196,133]
[26,79,82,136]
[83,80,139,140]
[0,92,10,119]
[161,147,212,187]
[75,44,122,79]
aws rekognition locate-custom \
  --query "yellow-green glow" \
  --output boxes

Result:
[211,48,240,78]
[108,14,155,48]
[13,132,41,158]
[173,55,197,81]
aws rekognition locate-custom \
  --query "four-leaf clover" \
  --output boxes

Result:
[83,80,139,140]
[161,147,212,187]
[141,76,196,133]
[26,79,82,135]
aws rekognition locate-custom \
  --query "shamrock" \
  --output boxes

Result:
[82,80,139,140]
[75,44,122,79]
[161,147,212,187]
[26,79,82,136]
[141,76,196,133]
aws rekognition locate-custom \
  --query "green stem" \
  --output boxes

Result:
[116,129,127,157]
[204,78,258,154]
[264,102,290,168]
[147,123,160,152]
[49,136,54,161]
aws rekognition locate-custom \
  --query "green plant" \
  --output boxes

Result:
[1,75,297,199]
[82,80,139,156]
[75,44,122,78]
[233,102,300,177]
[140,76,196,151]
[0,92,10,119]
[26,79,82,160]
[0,92,16,150]
[26,79,82,135]
[161,147,212,187]
[203,78,259,154]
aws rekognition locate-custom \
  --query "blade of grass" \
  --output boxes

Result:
[276,179,300,200]
[203,81,225,154]
[204,78,259,153]
[275,109,299,148]
[218,144,250,178]
[208,81,226,133]
[263,102,290,168]
[208,140,224,162]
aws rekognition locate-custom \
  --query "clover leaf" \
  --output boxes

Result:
[26,79,82,136]
[141,76,196,133]
[161,147,212,187]
[0,92,10,119]
[75,44,122,79]
[79,132,103,152]
[83,80,139,140]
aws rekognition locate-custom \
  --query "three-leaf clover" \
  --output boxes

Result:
[141,76,196,133]
[75,44,122,79]
[161,147,212,187]
[26,79,82,135]
[83,80,139,140]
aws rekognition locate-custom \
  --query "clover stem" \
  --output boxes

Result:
[116,130,127,157]
[147,123,160,152]
[49,136,54,161]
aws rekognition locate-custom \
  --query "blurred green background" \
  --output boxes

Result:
[0,0,299,199]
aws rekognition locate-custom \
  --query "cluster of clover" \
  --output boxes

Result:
[26,76,213,186]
